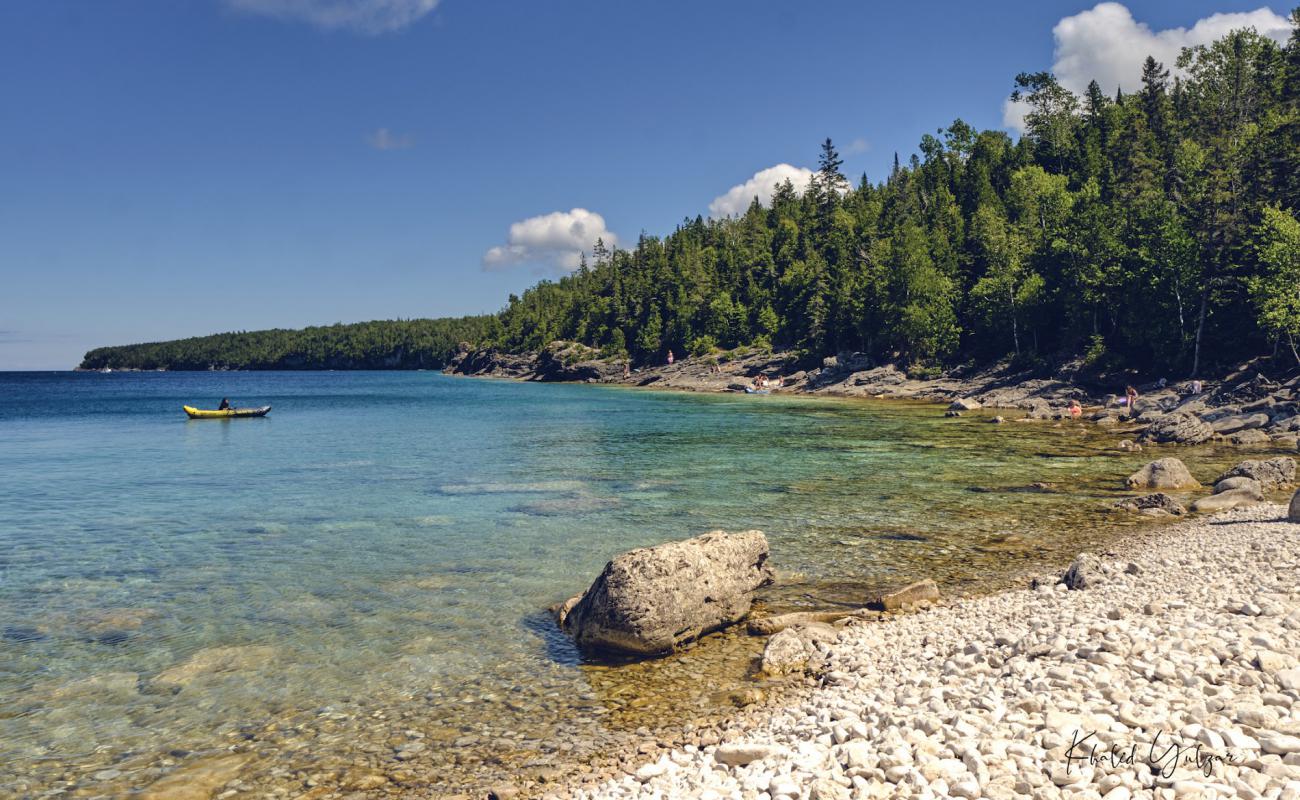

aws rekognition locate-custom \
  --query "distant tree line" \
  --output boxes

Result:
[79,317,497,370]
[84,15,1300,376]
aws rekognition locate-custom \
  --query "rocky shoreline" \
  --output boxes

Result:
[551,502,1300,800]
[445,343,1300,453]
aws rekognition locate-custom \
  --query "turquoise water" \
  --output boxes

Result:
[0,371,1254,796]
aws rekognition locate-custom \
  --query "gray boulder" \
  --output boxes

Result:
[1214,457,1296,491]
[1140,413,1213,445]
[1125,458,1200,490]
[558,530,773,656]
[1212,476,1263,498]
[1114,493,1186,515]
[949,398,982,411]
[1290,489,1300,522]
[1063,553,1104,590]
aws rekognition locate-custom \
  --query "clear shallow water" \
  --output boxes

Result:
[0,371,1265,796]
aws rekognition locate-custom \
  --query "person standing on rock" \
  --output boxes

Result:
[622,362,630,380]
[1125,385,1139,418]
[1190,379,1203,395]
[1068,399,1082,419]
[666,350,674,365]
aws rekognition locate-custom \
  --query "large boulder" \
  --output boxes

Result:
[1214,457,1296,492]
[949,398,982,411]
[1140,413,1213,445]
[1125,458,1200,491]
[1290,489,1300,522]
[558,530,773,656]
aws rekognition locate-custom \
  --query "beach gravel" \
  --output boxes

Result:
[562,504,1300,800]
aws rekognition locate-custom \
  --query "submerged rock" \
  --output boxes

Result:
[1125,458,1199,491]
[559,530,773,656]
[150,645,276,692]
[137,754,250,800]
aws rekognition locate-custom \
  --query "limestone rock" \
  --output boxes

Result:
[1289,489,1300,522]
[1212,412,1271,435]
[1191,488,1262,514]
[713,743,786,767]
[1215,457,1296,491]
[760,622,838,676]
[559,530,773,656]
[1114,493,1185,515]
[137,754,249,800]
[1125,458,1199,491]
[949,398,982,411]
[1062,553,1104,590]
[1141,413,1213,445]
[1212,476,1263,498]
[150,646,276,692]
[875,579,941,611]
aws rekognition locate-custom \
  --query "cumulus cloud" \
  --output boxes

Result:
[367,128,413,150]
[1004,2,1292,131]
[708,164,816,218]
[482,209,619,272]
[226,0,441,34]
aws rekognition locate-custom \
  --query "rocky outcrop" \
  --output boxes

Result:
[558,531,773,656]
[1114,493,1186,515]
[1140,413,1213,445]
[533,341,622,382]
[445,348,537,378]
[1211,412,1271,435]
[1214,457,1297,492]
[948,398,982,411]
[1124,458,1199,490]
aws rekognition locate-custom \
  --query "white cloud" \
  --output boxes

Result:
[367,128,413,150]
[1003,2,1292,131]
[226,0,441,34]
[846,137,871,155]
[708,164,815,218]
[482,209,619,272]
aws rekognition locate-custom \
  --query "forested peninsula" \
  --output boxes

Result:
[82,17,1300,377]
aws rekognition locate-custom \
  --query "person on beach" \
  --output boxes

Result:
[666,350,674,365]
[217,397,231,410]
[1068,399,1082,419]
[1191,379,1203,395]
[1125,385,1138,418]
[622,362,630,380]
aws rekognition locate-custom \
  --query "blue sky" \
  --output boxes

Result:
[1,0,1293,369]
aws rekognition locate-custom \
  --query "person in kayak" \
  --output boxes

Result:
[218,398,231,410]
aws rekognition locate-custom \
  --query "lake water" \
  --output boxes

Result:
[0,371,1262,797]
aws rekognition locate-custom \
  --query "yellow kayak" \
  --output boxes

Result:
[183,405,271,419]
